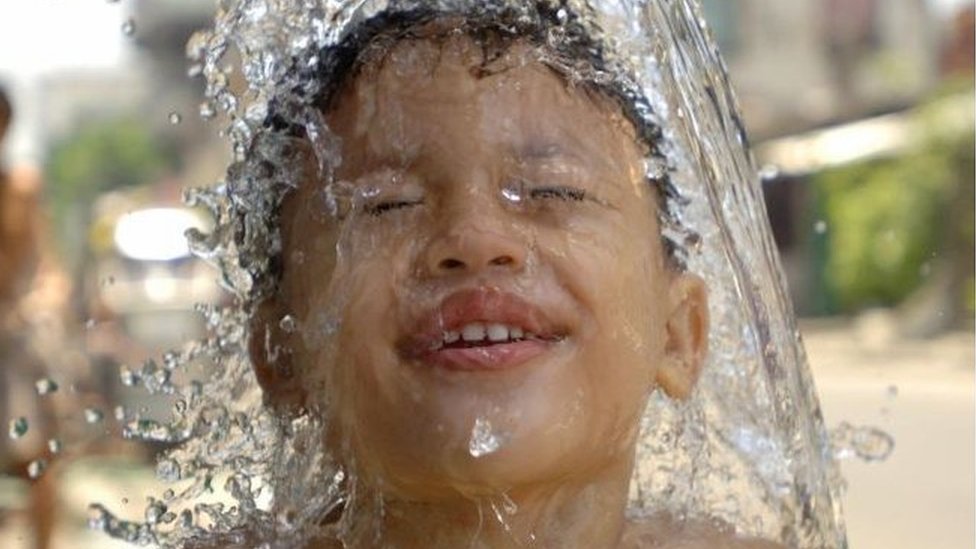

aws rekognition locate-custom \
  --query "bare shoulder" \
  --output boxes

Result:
[623,514,787,549]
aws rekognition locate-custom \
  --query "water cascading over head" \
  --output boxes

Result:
[89,2,847,548]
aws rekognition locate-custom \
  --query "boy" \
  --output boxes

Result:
[241,17,784,549]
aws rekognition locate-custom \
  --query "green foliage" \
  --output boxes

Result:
[812,94,974,313]
[46,117,176,221]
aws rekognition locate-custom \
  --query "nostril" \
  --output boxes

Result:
[439,258,465,270]
[489,255,514,267]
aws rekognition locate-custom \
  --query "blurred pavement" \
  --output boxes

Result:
[805,317,975,549]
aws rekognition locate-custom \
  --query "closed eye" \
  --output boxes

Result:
[529,186,587,202]
[364,200,424,216]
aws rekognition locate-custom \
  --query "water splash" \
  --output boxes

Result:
[830,422,895,463]
[156,458,182,482]
[468,417,506,458]
[85,1,848,547]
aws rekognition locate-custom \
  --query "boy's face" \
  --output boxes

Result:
[258,35,707,499]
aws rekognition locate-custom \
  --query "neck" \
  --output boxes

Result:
[338,459,634,549]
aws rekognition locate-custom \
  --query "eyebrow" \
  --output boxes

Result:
[512,142,585,165]
[513,140,629,179]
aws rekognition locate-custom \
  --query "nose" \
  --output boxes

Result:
[422,222,528,277]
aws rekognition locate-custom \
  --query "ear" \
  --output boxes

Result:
[248,296,306,414]
[655,273,709,400]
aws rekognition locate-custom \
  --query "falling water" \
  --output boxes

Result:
[68,1,874,547]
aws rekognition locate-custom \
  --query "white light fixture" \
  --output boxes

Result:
[113,208,206,262]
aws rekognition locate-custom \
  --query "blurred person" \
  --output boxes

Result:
[0,84,57,549]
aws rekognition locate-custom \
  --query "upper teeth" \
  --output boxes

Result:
[443,323,528,345]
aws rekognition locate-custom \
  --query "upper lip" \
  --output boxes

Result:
[398,287,564,358]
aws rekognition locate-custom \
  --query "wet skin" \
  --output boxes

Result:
[249,33,788,548]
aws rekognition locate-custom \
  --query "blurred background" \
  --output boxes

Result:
[0,0,972,547]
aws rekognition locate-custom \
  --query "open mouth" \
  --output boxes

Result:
[431,321,562,351]
[400,288,567,371]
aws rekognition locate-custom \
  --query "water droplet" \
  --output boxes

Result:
[684,231,703,252]
[499,493,518,515]
[114,405,127,421]
[279,314,297,333]
[143,365,173,394]
[199,101,216,120]
[178,509,193,529]
[759,164,780,181]
[119,365,140,387]
[84,408,105,424]
[8,417,28,439]
[277,506,299,529]
[121,18,136,36]
[100,275,116,287]
[124,418,181,443]
[644,158,668,181]
[501,183,524,203]
[830,422,894,462]
[162,350,180,370]
[814,220,828,234]
[121,497,129,505]
[468,417,506,458]
[145,500,168,524]
[47,438,62,454]
[169,112,183,125]
[27,459,47,479]
[85,318,98,330]
[34,378,58,395]
[88,503,110,531]
[156,458,182,482]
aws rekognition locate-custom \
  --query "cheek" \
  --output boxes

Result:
[550,231,666,417]
[327,254,417,417]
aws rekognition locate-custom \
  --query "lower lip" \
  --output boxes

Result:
[422,340,552,371]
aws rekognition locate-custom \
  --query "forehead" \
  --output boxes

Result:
[324,33,645,176]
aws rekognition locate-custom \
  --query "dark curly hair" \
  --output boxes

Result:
[240,5,685,303]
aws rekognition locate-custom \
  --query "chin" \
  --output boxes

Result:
[333,324,642,499]
[343,380,610,499]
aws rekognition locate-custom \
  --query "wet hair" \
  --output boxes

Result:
[314,9,663,146]
[252,7,683,303]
